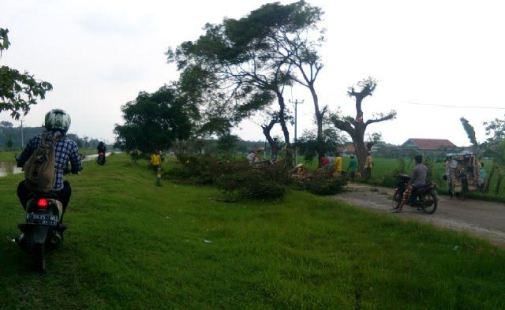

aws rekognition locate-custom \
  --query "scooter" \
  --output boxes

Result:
[16,194,66,272]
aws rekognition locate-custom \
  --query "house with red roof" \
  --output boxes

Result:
[401,138,457,150]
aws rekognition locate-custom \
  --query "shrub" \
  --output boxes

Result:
[165,155,289,201]
[216,169,285,201]
[303,172,347,196]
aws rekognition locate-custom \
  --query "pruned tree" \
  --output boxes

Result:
[331,78,396,173]
[0,27,52,119]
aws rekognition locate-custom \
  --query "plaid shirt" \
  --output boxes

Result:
[18,132,81,191]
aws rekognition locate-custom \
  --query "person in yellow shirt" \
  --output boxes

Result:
[150,150,162,186]
[150,150,161,169]
[334,152,343,176]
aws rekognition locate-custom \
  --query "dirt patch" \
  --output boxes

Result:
[334,183,505,247]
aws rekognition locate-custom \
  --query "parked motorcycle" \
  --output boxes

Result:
[96,152,106,165]
[392,174,438,214]
[16,194,66,272]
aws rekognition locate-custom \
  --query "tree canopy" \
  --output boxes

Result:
[114,85,192,153]
[169,1,324,166]
[0,27,52,119]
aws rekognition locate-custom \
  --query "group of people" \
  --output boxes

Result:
[444,155,486,195]
[319,152,373,180]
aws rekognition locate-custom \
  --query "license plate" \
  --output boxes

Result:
[26,213,59,226]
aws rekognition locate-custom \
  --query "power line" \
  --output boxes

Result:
[401,101,505,110]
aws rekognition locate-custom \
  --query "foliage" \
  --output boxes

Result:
[297,127,347,161]
[169,1,324,164]
[166,154,288,200]
[217,133,240,154]
[460,117,478,148]
[302,172,347,195]
[114,85,192,153]
[0,120,13,127]
[484,115,505,144]
[0,27,52,119]
[216,169,285,201]
[129,149,142,163]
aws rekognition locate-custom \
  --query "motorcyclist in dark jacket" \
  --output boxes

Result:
[97,141,106,154]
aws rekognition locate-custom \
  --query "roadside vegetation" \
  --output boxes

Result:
[1,154,505,308]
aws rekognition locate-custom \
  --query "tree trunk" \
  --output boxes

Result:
[262,119,278,160]
[353,123,368,175]
[276,92,293,167]
[309,85,324,167]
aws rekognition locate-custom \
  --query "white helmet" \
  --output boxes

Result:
[44,109,71,133]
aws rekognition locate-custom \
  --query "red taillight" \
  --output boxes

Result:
[37,198,49,209]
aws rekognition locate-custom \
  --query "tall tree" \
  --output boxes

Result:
[0,28,52,119]
[169,1,323,167]
[262,1,326,165]
[114,85,192,153]
[331,78,396,173]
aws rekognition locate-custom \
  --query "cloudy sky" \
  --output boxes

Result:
[1,0,504,146]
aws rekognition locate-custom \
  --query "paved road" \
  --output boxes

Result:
[334,183,505,247]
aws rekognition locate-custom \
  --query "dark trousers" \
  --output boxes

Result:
[408,185,422,205]
[17,180,72,218]
[365,168,372,179]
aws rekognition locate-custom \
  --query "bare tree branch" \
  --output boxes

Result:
[365,111,397,127]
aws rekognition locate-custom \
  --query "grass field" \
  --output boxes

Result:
[0,151,16,162]
[1,154,505,308]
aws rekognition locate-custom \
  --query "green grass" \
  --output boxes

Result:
[0,151,17,162]
[1,154,505,308]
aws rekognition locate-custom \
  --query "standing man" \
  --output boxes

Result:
[348,155,358,180]
[364,152,373,179]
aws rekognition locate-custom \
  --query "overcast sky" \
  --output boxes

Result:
[1,0,505,146]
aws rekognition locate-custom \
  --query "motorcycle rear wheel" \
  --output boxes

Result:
[392,190,402,209]
[421,191,438,214]
[33,243,46,273]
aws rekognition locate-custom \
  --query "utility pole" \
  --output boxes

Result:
[20,119,24,148]
[289,99,304,164]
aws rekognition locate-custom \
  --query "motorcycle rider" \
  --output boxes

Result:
[97,141,106,154]
[16,109,81,221]
[408,155,428,205]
